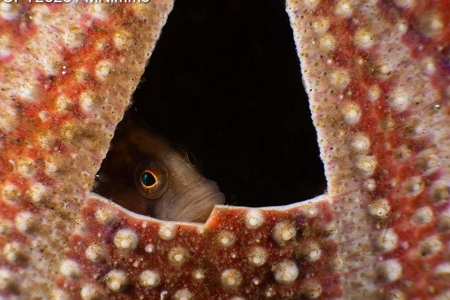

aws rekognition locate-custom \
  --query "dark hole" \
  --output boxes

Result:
[132,0,326,207]
[187,151,197,165]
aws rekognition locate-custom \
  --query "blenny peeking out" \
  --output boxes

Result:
[94,111,225,223]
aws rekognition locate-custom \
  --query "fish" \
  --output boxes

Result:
[94,111,225,223]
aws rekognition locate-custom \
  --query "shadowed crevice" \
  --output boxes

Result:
[133,0,326,207]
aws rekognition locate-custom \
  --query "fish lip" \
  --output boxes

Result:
[162,179,225,222]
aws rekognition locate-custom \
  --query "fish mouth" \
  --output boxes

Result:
[159,179,225,223]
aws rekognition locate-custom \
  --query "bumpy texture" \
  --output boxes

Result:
[0,0,449,299]
[0,2,174,298]
[287,0,450,298]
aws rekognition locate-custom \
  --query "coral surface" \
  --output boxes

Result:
[0,0,449,299]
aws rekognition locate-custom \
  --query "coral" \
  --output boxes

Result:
[0,0,449,299]
[0,1,174,297]
[287,0,450,297]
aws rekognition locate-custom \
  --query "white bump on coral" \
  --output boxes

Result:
[0,2,20,21]
[434,262,450,278]
[416,149,439,174]
[351,134,371,153]
[435,290,450,300]
[368,199,391,219]
[85,244,107,263]
[302,203,319,218]
[245,209,264,229]
[356,155,377,176]
[221,269,242,289]
[334,0,353,18]
[95,207,116,225]
[192,269,206,280]
[377,59,393,77]
[419,11,443,38]
[393,144,413,160]
[252,277,261,285]
[412,206,433,226]
[16,78,39,102]
[265,287,276,298]
[74,67,90,83]
[173,288,193,300]
[44,156,59,174]
[145,243,155,253]
[88,4,109,20]
[54,95,72,113]
[60,259,81,278]
[168,246,189,266]
[418,236,443,257]
[158,223,176,240]
[63,26,85,49]
[423,57,436,74]
[329,69,350,90]
[403,176,425,197]
[0,100,18,133]
[374,228,399,252]
[79,91,95,113]
[367,85,381,101]
[311,18,330,34]
[431,181,450,204]
[28,182,46,204]
[14,211,36,232]
[342,102,361,125]
[50,289,70,300]
[272,221,296,245]
[323,222,338,238]
[139,270,161,288]
[0,34,12,59]
[389,87,410,112]
[319,33,336,52]
[60,121,77,141]
[80,284,102,300]
[354,28,374,49]
[105,270,129,292]
[247,246,268,267]
[1,182,20,203]
[113,30,132,51]
[363,179,377,192]
[216,230,236,247]
[302,280,323,299]
[3,242,26,264]
[272,260,299,284]
[376,259,402,282]
[305,242,322,262]
[113,229,139,251]
[0,269,13,291]
[17,157,37,177]
[302,0,320,10]
[95,60,113,81]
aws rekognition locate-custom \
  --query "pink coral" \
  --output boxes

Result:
[0,0,449,299]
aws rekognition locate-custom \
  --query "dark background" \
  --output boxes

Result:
[132,0,326,207]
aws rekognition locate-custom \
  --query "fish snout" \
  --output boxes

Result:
[158,179,225,223]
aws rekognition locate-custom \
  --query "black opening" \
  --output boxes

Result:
[132,0,326,207]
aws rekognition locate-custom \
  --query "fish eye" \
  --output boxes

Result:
[135,161,168,199]
[141,171,157,187]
